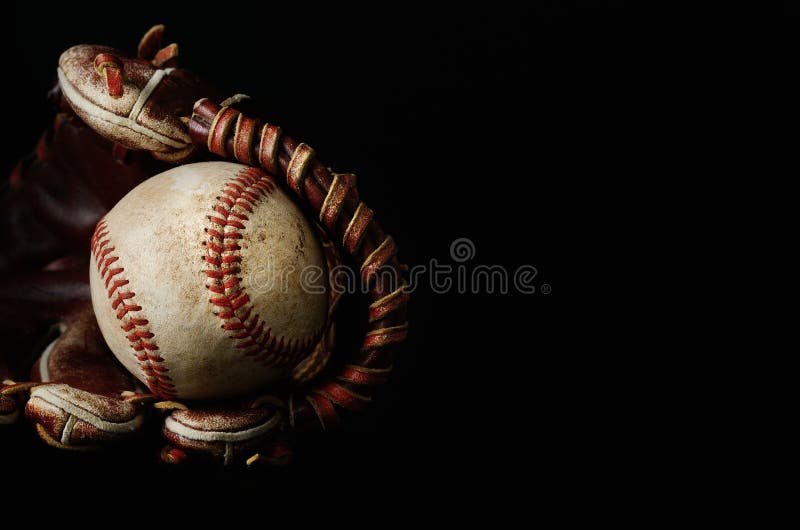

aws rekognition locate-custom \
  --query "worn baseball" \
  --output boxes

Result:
[90,161,328,400]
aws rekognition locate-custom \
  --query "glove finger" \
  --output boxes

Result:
[26,304,145,449]
[162,406,283,466]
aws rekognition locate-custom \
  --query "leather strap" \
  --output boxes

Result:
[189,99,409,433]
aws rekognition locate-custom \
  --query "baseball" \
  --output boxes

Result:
[89,161,328,399]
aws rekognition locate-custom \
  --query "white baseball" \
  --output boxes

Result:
[90,161,328,399]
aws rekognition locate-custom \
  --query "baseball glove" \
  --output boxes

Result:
[0,25,408,466]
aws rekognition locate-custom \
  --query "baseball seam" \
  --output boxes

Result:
[91,219,176,398]
[202,167,320,366]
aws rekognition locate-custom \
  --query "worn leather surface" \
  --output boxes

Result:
[0,113,164,276]
[59,44,209,157]
[24,305,144,447]
[163,406,282,465]
[26,384,144,447]
[0,396,15,418]
[0,103,161,439]
[170,407,277,433]
[30,304,137,397]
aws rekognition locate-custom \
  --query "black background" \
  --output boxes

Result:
[1,1,629,506]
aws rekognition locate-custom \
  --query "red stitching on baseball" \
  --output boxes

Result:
[202,167,320,368]
[91,219,175,398]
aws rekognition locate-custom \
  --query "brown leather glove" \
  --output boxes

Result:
[2,24,408,466]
